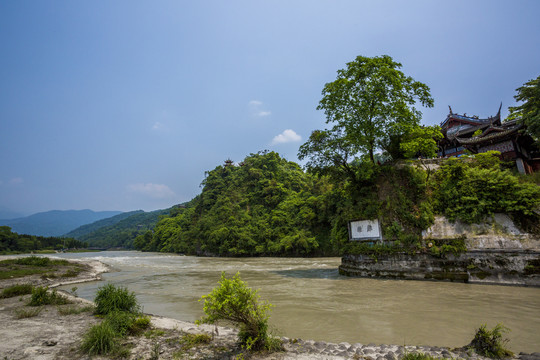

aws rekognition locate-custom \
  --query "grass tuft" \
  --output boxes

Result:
[28,286,71,306]
[57,304,95,315]
[94,283,140,315]
[14,306,42,319]
[81,321,118,355]
[0,284,33,299]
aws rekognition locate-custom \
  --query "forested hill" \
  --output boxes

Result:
[134,151,337,256]
[75,208,172,248]
[65,210,144,238]
[134,151,540,257]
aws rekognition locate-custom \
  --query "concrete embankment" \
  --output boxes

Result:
[340,215,540,286]
[339,250,540,286]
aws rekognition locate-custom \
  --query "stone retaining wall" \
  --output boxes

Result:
[339,250,540,286]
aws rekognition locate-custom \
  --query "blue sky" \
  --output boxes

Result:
[1,1,539,217]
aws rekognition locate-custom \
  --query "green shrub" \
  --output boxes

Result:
[81,321,118,355]
[94,283,140,315]
[28,286,70,306]
[468,323,513,358]
[196,272,279,351]
[0,284,33,298]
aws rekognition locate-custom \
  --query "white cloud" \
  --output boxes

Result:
[249,100,271,117]
[152,121,164,130]
[271,129,302,144]
[126,183,176,199]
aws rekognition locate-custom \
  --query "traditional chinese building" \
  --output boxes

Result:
[438,105,540,173]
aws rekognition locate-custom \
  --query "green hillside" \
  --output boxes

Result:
[65,210,144,238]
[77,208,172,248]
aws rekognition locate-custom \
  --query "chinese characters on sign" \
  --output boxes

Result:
[348,219,381,241]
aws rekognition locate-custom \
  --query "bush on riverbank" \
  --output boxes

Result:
[94,283,140,315]
[468,323,513,358]
[197,272,281,352]
[81,321,119,356]
[81,283,150,356]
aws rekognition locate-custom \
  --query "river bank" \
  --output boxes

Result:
[0,257,538,359]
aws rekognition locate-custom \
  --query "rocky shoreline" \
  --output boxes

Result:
[1,257,539,360]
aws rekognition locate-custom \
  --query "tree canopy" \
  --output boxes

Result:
[301,55,434,167]
[508,74,540,142]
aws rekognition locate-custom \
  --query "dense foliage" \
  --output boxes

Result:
[507,74,540,143]
[431,152,540,224]
[0,226,87,254]
[135,151,338,256]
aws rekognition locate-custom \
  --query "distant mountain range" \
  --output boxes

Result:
[64,210,144,239]
[0,209,123,237]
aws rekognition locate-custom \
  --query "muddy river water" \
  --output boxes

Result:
[56,251,539,352]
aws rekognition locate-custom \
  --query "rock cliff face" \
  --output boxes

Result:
[339,215,540,286]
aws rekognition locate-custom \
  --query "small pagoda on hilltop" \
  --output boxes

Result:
[438,104,540,173]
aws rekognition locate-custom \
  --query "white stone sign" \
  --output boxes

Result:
[348,219,381,241]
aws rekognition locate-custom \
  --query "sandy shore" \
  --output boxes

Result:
[1,257,538,360]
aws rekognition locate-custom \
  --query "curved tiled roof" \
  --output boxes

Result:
[456,123,523,145]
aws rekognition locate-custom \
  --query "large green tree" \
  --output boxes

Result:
[508,75,540,142]
[300,55,434,167]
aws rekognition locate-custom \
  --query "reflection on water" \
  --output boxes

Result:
[50,251,540,352]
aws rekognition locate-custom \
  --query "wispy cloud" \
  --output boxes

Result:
[152,121,164,130]
[126,183,176,199]
[271,129,302,145]
[249,100,271,117]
